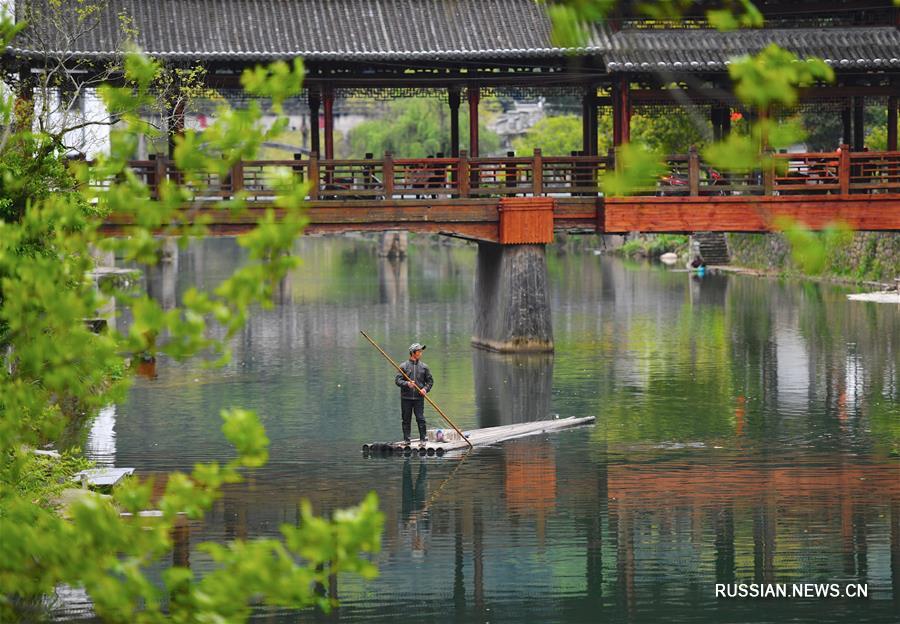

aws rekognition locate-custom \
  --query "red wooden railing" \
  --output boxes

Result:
[116,146,900,202]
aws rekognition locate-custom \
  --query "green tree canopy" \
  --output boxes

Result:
[512,115,582,156]
[346,98,499,158]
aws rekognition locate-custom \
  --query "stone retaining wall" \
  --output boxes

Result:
[727,232,900,283]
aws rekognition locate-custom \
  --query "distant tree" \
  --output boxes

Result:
[630,108,711,154]
[802,104,892,151]
[346,98,499,158]
[513,109,708,157]
[512,115,582,155]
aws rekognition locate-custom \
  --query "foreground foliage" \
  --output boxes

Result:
[0,13,382,622]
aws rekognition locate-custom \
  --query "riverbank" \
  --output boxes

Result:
[712,264,899,291]
[604,234,690,259]
[727,232,900,286]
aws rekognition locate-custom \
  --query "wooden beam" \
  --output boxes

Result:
[498,197,555,244]
[208,70,603,91]
[622,85,900,109]
[468,85,480,157]
[603,194,900,232]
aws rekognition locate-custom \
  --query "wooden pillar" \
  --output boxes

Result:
[757,106,771,151]
[888,95,898,152]
[842,101,853,147]
[838,144,850,195]
[308,87,321,157]
[382,151,394,199]
[14,69,35,134]
[582,88,591,156]
[613,76,630,146]
[712,107,731,142]
[711,107,722,142]
[323,86,334,160]
[468,85,480,157]
[853,96,865,151]
[449,86,461,157]
[688,146,700,196]
[582,86,598,156]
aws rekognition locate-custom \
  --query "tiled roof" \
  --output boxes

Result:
[7,1,899,73]
[604,26,900,72]
[9,0,610,62]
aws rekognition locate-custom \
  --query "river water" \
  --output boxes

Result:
[75,236,898,622]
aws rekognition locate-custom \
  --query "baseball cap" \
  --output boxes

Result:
[408,342,426,353]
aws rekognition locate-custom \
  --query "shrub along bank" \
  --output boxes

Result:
[614,234,690,258]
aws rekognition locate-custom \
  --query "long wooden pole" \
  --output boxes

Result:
[360,331,473,448]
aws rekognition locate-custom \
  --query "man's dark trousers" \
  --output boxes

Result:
[401,398,426,441]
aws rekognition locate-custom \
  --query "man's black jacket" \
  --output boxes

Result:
[395,359,434,399]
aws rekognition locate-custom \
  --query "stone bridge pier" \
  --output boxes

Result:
[471,198,554,353]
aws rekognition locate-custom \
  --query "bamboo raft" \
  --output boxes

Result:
[363,416,595,457]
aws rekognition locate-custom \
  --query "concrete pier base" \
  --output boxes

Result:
[472,242,553,353]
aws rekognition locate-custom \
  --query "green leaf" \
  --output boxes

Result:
[703,134,760,172]
[601,143,666,196]
[221,408,269,468]
[775,216,827,274]
[707,9,739,31]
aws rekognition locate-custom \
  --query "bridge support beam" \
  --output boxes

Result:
[472,242,553,353]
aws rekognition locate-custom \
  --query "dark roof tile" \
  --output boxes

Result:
[8,0,609,61]
[605,26,900,71]
[7,0,899,73]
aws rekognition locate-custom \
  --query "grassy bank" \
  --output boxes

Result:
[616,234,690,258]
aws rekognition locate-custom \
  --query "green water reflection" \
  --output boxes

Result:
[72,236,899,623]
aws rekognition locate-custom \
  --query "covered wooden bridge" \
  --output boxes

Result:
[7,0,900,351]
[8,0,900,240]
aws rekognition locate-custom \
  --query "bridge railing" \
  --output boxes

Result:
[111,147,900,202]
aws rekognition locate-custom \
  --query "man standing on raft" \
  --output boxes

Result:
[396,343,434,444]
